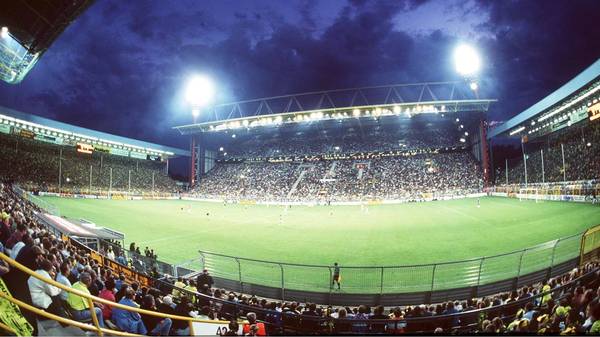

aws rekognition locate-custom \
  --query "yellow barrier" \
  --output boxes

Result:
[0,320,17,335]
[0,253,233,336]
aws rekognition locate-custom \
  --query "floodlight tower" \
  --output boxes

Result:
[453,43,490,187]
[454,44,481,97]
[185,75,214,187]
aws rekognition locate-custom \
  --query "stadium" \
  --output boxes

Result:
[0,1,600,336]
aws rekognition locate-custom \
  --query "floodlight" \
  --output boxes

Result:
[219,147,224,151]
[469,81,478,91]
[454,44,481,76]
[185,75,214,107]
[1,27,8,38]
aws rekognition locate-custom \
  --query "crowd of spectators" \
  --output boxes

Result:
[1,181,600,335]
[495,123,600,186]
[224,122,463,160]
[195,151,482,202]
[0,132,179,195]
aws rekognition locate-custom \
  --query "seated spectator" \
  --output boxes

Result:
[351,305,369,333]
[140,294,173,336]
[9,233,31,260]
[242,312,266,336]
[172,296,194,335]
[183,279,197,303]
[98,277,116,321]
[66,272,105,328]
[115,273,126,292]
[224,320,239,336]
[369,305,388,333]
[6,222,27,250]
[584,300,600,334]
[111,287,147,334]
[55,261,72,302]
[27,258,65,317]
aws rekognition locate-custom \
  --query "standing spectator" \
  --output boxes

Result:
[196,269,214,289]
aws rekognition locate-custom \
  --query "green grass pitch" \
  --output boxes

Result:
[40,196,600,293]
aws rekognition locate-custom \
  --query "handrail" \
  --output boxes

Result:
[0,253,231,325]
[0,290,138,336]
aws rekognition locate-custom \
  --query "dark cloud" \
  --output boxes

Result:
[0,0,599,154]
[476,0,600,120]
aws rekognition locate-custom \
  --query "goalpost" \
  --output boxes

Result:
[580,224,600,266]
[518,187,543,203]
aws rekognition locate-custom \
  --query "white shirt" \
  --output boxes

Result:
[56,272,72,301]
[9,241,25,260]
[28,269,61,309]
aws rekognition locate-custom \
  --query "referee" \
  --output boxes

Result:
[332,262,341,290]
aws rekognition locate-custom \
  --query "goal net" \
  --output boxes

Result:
[518,188,543,203]
[581,224,600,266]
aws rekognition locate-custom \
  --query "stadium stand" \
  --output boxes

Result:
[192,117,484,202]
[495,122,600,185]
[1,182,600,335]
[196,152,482,202]
[0,128,179,195]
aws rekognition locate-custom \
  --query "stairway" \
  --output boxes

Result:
[287,170,307,199]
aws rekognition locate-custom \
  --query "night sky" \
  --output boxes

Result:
[1,0,600,154]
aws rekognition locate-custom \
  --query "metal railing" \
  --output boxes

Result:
[0,252,232,337]
[198,233,583,295]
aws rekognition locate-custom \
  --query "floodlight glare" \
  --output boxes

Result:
[185,75,214,107]
[454,44,481,76]
[469,81,478,91]
[1,27,8,38]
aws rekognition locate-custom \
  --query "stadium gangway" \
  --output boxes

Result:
[0,252,235,336]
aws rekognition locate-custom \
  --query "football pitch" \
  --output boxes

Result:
[39,196,600,293]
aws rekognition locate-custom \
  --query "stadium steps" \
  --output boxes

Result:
[287,170,307,198]
[37,319,86,336]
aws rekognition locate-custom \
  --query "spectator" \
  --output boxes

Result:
[27,258,65,317]
[140,294,173,336]
[66,272,105,328]
[98,277,116,321]
[242,312,266,336]
[111,287,147,334]
[197,269,214,289]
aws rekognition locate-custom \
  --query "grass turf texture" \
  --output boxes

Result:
[40,196,600,294]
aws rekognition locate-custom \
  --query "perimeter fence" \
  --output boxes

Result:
[197,233,583,294]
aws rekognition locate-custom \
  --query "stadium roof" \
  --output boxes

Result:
[174,82,496,135]
[0,106,189,157]
[488,58,600,139]
[0,0,95,83]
